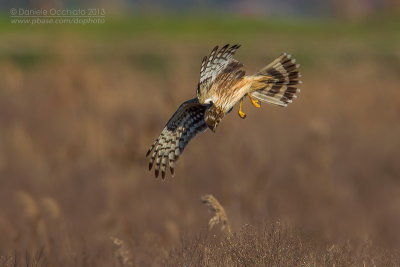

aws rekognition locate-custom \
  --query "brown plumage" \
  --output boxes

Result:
[146,44,301,179]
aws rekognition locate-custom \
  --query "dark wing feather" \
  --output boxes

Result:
[146,98,208,179]
[198,44,242,97]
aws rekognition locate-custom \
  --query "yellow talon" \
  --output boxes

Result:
[238,99,246,119]
[248,93,260,108]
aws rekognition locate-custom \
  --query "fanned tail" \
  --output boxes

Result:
[250,53,301,107]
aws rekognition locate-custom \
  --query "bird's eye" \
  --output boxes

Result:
[197,84,200,95]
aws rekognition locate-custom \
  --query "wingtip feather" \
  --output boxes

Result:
[146,149,151,157]
[222,43,230,49]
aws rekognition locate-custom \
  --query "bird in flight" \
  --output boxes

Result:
[146,44,301,179]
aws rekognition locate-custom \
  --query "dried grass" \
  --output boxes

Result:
[112,237,134,267]
[201,195,232,235]
[162,221,400,266]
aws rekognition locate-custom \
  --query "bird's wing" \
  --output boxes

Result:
[146,98,208,179]
[197,44,243,98]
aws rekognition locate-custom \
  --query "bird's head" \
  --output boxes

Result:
[204,105,224,132]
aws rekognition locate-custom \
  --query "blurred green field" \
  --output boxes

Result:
[0,14,399,265]
[0,14,398,71]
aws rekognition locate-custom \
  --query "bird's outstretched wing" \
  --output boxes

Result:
[146,98,208,179]
[197,44,243,99]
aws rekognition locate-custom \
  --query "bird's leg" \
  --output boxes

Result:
[248,93,260,108]
[238,98,247,119]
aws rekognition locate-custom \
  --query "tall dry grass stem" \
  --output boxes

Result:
[112,237,134,267]
[200,194,232,235]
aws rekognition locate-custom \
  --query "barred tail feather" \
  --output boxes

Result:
[251,53,301,107]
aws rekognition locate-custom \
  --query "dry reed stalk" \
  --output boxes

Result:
[40,197,61,220]
[16,191,39,220]
[200,195,232,235]
[16,191,47,243]
[112,237,134,267]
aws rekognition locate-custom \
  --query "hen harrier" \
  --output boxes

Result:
[146,44,301,179]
